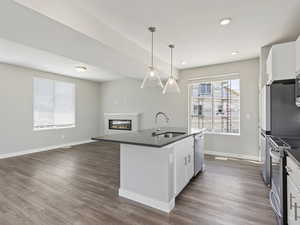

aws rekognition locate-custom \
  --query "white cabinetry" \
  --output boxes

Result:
[186,139,195,181]
[287,157,300,224]
[266,42,296,83]
[260,85,270,132]
[174,136,194,196]
[296,36,300,73]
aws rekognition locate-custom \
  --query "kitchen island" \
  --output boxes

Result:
[92,127,204,212]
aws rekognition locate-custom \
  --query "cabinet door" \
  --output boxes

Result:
[296,36,300,73]
[174,137,194,196]
[186,138,195,181]
[261,86,266,130]
[272,42,296,81]
[267,42,296,82]
[287,176,300,225]
[266,49,272,80]
[174,139,188,195]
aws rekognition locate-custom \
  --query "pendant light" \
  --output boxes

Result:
[163,44,180,94]
[141,27,163,89]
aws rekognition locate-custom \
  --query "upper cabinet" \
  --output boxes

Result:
[296,36,300,74]
[266,41,296,83]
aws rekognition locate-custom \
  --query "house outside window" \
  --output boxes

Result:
[189,77,240,134]
[199,83,212,96]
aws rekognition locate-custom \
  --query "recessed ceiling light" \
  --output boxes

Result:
[220,18,232,26]
[76,66,87,72]
[181,61,187,65]
[232,51,239,56]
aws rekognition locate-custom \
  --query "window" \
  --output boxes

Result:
[189,77,240,134]
[33,78,75,130]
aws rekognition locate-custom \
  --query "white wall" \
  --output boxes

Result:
[98,79,186,132]
[99,58,259,159]
[0,58,259,159]
[0,63,100,155]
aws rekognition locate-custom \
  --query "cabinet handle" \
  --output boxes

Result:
[295,202,300,221]
[290,193,295,210]
[184,157,187,165]
[188,154,191,163]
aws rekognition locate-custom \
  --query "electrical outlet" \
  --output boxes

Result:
[246,113,251,120]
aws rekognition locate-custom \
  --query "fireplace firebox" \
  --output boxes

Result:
[104,113,140,134]
[109,119,132,131]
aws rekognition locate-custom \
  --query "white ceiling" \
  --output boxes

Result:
[71,0,300,68]
[2,0,300,81]
[0,38,121,82]
[1,0,175,82]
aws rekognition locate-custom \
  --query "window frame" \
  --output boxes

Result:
[33,77,76,131]
[188,74,240,136]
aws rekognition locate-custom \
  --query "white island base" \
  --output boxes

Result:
[118,136,195,213]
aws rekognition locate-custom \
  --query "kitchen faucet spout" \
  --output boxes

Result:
[155,112,170,124]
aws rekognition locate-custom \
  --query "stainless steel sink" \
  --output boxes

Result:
[152,131,186,138]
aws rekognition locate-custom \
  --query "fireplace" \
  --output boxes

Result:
[104,113,140,135]
[109,119,132,131]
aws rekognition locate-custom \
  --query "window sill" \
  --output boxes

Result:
[205,132,240,136]
[34,125,75,131]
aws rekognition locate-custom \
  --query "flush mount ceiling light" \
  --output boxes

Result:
[181,61,187,65]
[220,18,232,26]
[232,51,239,56]
[163,44,180,94]
[141,27,163,89]
[76,66,87,72]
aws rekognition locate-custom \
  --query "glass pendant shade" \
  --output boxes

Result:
[141,27,163,89]
[141,66,163,89]
[163,44,181,94]
[162,76,180,94]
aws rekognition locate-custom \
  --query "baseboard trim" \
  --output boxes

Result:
[205,150,259,161]
[119,188,175,213]
[0,140,95,159]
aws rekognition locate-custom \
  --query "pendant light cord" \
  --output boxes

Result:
[169,44,174,78]
[151,31,154,67]
[171,47,173,77]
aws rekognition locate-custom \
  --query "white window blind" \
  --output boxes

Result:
[33,78,75,130]
[189,77,240,134]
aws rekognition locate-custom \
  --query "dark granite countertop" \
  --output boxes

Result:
[286,148,300,166]
[92,127,204,148]
[281,137,300,166]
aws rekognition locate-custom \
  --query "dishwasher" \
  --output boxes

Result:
[194,133,205,176]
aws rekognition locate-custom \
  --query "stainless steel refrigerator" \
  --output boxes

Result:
[269,80,300,137]
[261,79,300,185]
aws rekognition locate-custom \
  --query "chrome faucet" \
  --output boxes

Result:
[155,112,170,124]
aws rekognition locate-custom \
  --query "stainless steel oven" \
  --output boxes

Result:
[268,136,290,225]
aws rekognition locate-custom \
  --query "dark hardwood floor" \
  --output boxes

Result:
[0,142,276,225]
